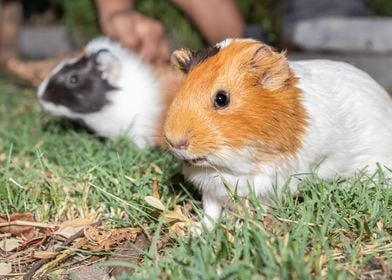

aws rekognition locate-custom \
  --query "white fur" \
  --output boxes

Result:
[216,38,255,49]
[184,59,392,227]
[216,39,234,49]
[38,37,163,149]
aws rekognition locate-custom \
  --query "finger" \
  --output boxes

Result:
[111,15,141,51]
[157,38,171,63]
[137,27,160,62]
[139,40,160,63]
[137,22,168,63]
[121,36,142,52]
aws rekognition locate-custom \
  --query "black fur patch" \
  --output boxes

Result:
[42,53,117,114]
[177,45,220,74]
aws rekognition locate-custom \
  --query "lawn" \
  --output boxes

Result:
[0,75,391,279]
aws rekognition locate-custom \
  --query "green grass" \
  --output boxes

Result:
[0,76,391,279]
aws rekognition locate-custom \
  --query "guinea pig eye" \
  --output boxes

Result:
[69,74,79,85]
[213,90,230,109]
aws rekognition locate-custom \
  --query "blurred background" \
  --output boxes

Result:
[0,0,391,91]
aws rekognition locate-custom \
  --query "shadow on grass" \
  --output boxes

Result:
[41,117,106,139]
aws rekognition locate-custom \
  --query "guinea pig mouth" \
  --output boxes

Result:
[185,157,208,166]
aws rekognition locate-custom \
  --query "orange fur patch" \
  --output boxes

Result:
[164,40,308,171]
[150,63,184,147]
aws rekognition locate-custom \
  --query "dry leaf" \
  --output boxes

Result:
[59,217,96,230]
[80,226,142,251]
[164,210,189,223]
[152,180,160,199]
[169,221,203,237]
[0,212,36,239]
[169,221,188,237]
[55,226,81,239]
[0,262,12,276]
[172,195,182,212]
[32,251,58,259]
[145,196,165,211]
[376,220,384,231]
[0,237,21,252]
[262,215,273,231]
[56,217,96,238]
[152,164,163,174]
[226,231,235,244]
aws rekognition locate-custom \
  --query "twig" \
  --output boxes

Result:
[23,222,100,280]
[2,272,26,276]
[6,247,35,261]
[0,220,56,229]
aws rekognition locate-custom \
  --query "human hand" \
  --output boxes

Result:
[102,11,170,63]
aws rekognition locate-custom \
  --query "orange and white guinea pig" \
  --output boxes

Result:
[164,38,392,228]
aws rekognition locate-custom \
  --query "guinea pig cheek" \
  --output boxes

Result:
[165,114,222,165]
[39,99,75,118]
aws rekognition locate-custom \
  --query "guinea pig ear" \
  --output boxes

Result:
[171,48,194,74]
[93,49,121,86]
[252,45,290,91]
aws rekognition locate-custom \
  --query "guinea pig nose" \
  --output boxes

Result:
[175,139,189,150]
[166,136,189,150]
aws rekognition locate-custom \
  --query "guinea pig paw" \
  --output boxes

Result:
[99,65,121,86]
[95,51,121,85]
[95,50,116,68]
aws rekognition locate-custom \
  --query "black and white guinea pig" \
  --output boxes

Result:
[37,37,175,148]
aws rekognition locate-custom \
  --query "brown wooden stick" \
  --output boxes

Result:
[0,220,56,229]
